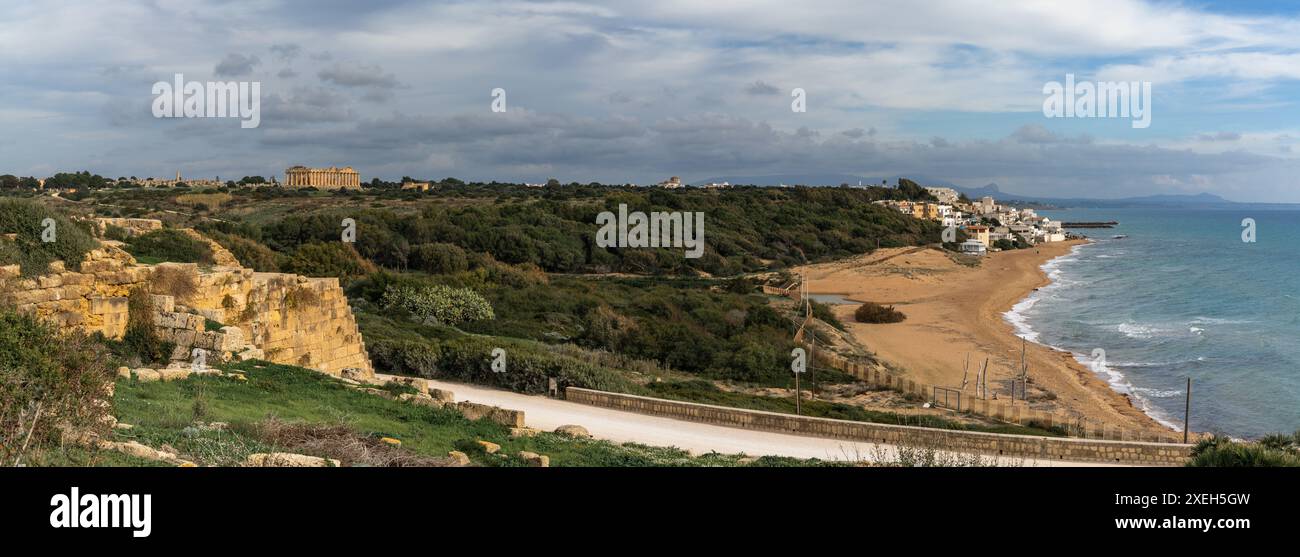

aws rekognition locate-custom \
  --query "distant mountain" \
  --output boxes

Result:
[690,173,1239,207]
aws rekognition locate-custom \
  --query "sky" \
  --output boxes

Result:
[4,0,1300,201]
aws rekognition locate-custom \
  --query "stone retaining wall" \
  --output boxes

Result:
[565,387,1193,466]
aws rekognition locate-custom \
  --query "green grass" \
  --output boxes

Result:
[26,446,171,467]
[109,360,836,467]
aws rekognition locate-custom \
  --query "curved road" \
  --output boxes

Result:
[390,375,1116,467]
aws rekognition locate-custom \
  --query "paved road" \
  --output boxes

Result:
[384,375,1116,467]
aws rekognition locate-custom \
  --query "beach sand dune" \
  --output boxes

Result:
[798,241,1172,436]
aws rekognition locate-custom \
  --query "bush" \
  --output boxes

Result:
[380,284,494,326]
[206,231,279,272]
[0,309,115,464]
[810,300,846,330]
[126,229,214,264]
[409,243,468,274]
[149,265,198,301]
[0,199,98,276]
[121,288,174,364]
[282,242,375,280]
[379,335,644,395]
[1189,434,1300,467]
[854,301,906,324]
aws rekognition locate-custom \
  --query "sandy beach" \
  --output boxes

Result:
[798,241,1173,437]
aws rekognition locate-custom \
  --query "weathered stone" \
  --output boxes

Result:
[134,369,161,382]
[447,451,471,466]
[554,424,592,439]
[509,427,540,438]
[156,368,191,382]
[429,388,456,403]
[116,366,131,379]
[245,452,340,467]
[457,401,525,427]
[518,451,550,467]
[475,440,501,454]
[389,376,429,394]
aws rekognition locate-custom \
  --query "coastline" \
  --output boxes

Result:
[798,241,1174,437]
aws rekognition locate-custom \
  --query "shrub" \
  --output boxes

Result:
[121,288,174,364]
[854,301,906,324]
[0,199,98,276]
[149,265,198,301]
[103,224,129,242]
[206,231,279,272]
[409,242,468,274]
[1189,434,1300,467]
[282,242,375,280]
[381,284,494,326]
[386,335,645,395]
[0,309,115,465]
[810,300,846,330]
[127,229,214,264]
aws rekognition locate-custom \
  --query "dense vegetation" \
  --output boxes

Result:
[187,184,941,277]
[124,229,214,265]
[350,271,808,386]
[0,309,115,465]
[1188,433,1300,467]
[0,199,98,276]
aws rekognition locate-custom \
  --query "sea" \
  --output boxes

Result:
[1006,206,1300,439]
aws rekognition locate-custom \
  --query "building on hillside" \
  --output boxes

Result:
[284,165,361,189]
[964,225,991,246]
[123,171,223,188]
[958,239,987,256]
[699,181,732,189]
[979,196,997,215]
[401,181,432,191]
[925,187,960,204]
[657,176,684,189]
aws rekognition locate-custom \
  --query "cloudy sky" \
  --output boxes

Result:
[4,0,1300,200]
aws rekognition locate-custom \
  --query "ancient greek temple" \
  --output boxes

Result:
[284,165,361,189]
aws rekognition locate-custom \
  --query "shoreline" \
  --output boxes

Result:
[1002,242,1187,433]
[798,241,1174,437]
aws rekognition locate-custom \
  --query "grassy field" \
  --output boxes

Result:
[100,360,834,467]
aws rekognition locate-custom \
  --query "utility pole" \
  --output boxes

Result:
[1183,377,1192,443]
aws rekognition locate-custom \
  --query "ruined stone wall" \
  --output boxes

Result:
[1,231,372,379]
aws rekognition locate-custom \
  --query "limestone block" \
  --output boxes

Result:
[389,376,429,394]
[244,453,340,468]
[517,451,549,467]
[37,274,63,289]
[157,369,191,382]
[152,295,175,313]
[457,402,526,428]
[134,369,161,382]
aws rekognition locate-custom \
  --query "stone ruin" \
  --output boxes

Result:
[0,219,373,380]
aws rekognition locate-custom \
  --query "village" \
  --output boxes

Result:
[873,186,1069,256]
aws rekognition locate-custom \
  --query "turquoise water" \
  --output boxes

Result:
[1009,207,1300,438]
